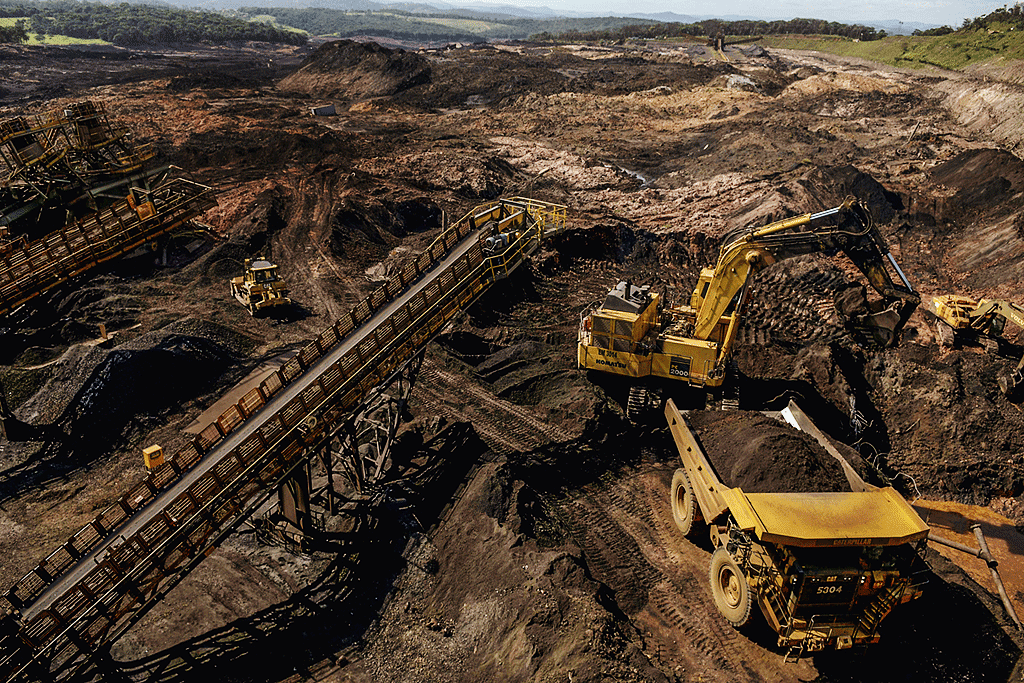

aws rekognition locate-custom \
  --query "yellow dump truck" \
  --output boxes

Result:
[666,399,930,658]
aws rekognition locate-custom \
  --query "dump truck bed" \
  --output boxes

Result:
[665,398,929,547]
[722,487,930,547]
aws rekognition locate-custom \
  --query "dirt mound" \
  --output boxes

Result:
[278,39,431,99]
[915,148,1024,290]
[351,460,667,683]
[17,328,234,453]
[801,165,899,223]
[686,410,851,493]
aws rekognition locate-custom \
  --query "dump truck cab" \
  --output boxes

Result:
[666,399,930,657]
[230,256,292,315]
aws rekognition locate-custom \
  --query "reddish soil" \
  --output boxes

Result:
[1,36,1024,683]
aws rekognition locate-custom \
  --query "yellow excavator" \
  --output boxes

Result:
[931,295,1024,398]
[578,197,918,410]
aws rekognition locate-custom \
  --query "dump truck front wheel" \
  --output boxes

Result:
[709,547,752,627]
[671,468,702,537]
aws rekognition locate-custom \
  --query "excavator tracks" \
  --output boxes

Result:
[415,358,579,455]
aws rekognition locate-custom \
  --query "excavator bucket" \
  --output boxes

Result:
[834,286,906,347]
[862,308,901,347]
[998,359,1024,399]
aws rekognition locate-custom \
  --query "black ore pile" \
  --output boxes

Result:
[686,410,850,493]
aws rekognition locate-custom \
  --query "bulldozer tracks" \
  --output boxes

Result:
[415,358,579,455]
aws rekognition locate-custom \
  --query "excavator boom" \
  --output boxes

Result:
[692,196,918,342]
[578,196,919,399]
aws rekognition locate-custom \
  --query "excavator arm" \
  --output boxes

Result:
[691,196,919,345]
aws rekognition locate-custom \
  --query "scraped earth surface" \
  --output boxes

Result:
[2,36,1024,682]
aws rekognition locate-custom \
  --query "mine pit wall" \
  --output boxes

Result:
[936,76,1024,152]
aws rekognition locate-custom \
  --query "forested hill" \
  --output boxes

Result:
[0,1,307,46]
[235,7,659,43]
[539,16,888,43]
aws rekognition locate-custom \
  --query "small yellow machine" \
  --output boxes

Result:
[931,295,1024,397]
[230,256,292,315]
[666,399,930,658]
[578,197,918,409]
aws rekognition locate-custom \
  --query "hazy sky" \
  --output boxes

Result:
[520,0,1002,27]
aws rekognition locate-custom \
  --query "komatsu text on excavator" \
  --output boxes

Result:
[578,197,918,409]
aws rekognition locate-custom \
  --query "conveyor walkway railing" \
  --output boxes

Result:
[0,178,217,319]
[0,196,566,681]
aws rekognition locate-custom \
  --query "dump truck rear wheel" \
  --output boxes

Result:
[671,468,702,536]
[709,547,752,627]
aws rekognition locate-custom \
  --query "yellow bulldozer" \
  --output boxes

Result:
[230,255,292,316]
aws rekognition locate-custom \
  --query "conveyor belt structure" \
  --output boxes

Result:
[0,178,217,319]
[0,196,566,681]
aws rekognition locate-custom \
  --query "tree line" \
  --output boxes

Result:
[912,5,1024,37]
[0,18,27,42]
[536,17,887,42]
[0,1,307,46]
[958,3,1024,31]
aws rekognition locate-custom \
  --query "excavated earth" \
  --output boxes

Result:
[3,36,1024,682]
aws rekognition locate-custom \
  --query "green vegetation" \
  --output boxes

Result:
[236,7,658,43]
[763,24,1024,71]
[0,1,307,47]
[757,7,1024,71]
[0,15,27,42]
[539,17,886,43]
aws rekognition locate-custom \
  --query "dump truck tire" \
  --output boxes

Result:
[671,468,702,536]
[709,547,752,627]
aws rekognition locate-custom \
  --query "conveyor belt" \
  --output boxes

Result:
[0,178,217,320]
[0,196,565,681]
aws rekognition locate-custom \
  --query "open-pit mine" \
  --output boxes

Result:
[1,35,1024,683]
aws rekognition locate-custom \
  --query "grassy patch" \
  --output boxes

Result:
[393,15,509,33]
[26,33,110,46]
[249,14,308,35]
[1,16,106,44]
[763,25,1024,71]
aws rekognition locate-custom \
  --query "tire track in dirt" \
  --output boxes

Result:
[545,464,818,683]
[414,357,579,455]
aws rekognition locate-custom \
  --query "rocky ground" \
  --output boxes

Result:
[2,35,1024,682]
